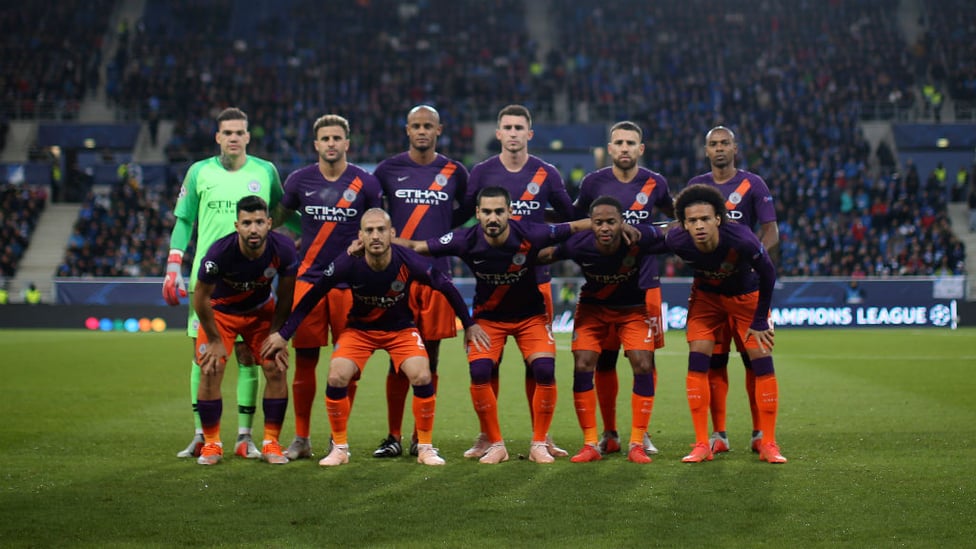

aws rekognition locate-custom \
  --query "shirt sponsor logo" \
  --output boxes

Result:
[510,199,541,214]
[622,210,650,222]
[475,269,527,285]
[304,205,357,220]
[726,210,744,220]
[394,189,449,204]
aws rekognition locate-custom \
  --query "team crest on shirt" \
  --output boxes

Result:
[343,189,358,202]
[204,261,218,275]
[263,267,276,279]
[198,343,207,354]
[623,256,636,267]
[636,192,648,205]
[323,262,335,277]
[728,192,742,204]
[720,262,735,272]
[248,180,261,193]
[391,280,405,292]
[513,253,526,266]
[435,174,448,186]
[527,183,540,195]
[439,233,454,244]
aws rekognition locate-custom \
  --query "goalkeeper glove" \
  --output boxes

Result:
[162,249,187,305]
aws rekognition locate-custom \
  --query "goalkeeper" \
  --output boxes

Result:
[163,107,286,460]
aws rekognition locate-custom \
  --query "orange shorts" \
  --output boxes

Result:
[467,314,555,363]
[195,300,274,366]
[599,287,665,351]
[539,281,553,322]
[572,303,655,353]
[291,280,352,348]
[332,327,428,371]
[686,289,764,352]
[712,320,734,354]
[409,283,459,341]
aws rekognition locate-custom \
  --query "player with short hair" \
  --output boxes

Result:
[685,126,779,455]
[371,105,469,458]
[164,107,284,460]
[461,104,576,458]
[192,196,298,465]
[572,120,674,456]
[262,209,489,467]
[275,114,384,461]
[665,184,786,464]
[540,196,668,463]
[400,186,593,464]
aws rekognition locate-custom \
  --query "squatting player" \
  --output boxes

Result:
[686,125,779,455]
[192,196,297,466]
[572,120,674,456]
[371,105,469,459]
[164,107,284,460]
[275,114,383,460]
[461,104,576,458]
[399,186,592,464]
[665,184,786,464]
[262,209,489,467]
[540,196,668,464]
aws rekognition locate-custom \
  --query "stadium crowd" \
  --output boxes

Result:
[0,184,47,279]
[0,0,112,120]
[0,0,971,280]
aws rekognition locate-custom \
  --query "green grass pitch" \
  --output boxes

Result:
[1,328,973,548]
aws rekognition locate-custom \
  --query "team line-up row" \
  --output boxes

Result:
[162,104,785,467]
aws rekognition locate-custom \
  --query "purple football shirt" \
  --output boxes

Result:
[574,166,673,289]
[374,152,468,274]
[427,219,574,321]
[553,224,667,308]
[197,231,299,315]
[277,244,473,339]
[686,169,776,229]
[282,163,383,282]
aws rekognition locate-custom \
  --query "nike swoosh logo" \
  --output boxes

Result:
[352,284,366,289]
[397,176,409,182]
[581,262,596,267]
[473,259,486,265]
[305,190,317,197]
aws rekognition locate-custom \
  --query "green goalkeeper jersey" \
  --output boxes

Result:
[172,155,283,291]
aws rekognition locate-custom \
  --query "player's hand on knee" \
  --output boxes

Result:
[261,333,287,360]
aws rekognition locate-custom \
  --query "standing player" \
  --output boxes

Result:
[193,196,297,465]
[686,126,779,455]
[276,114,384,460]
[665,184,786,464]
[163,107,284,460]
[539,196,668,464]
[261,209,489,467]
[399,186,593,464]
[573,121,674,456]
[371,105,469,458]
[462,104,576,457]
